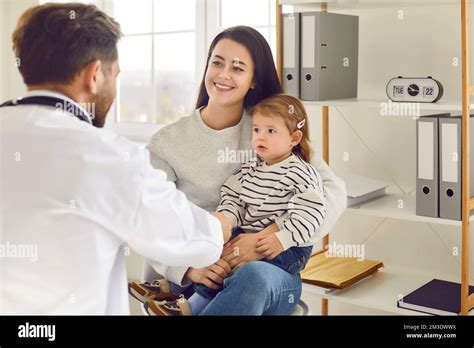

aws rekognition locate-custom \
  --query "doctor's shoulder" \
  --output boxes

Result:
[83,126,148,166]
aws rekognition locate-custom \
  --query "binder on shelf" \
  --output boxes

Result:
[439,114,474,220]
[416,114,449,218]
[397,279,474,315]
[282,13,300,97]
[300,11,358,101]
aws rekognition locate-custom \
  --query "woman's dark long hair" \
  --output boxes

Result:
[195,26,283,111]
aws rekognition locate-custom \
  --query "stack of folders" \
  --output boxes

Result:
[282,11,358,101]
[416,113,474,220]
[397,279,474,315]
[300,250,384,295]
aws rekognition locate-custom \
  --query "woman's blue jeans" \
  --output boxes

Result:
[194,229,312,315]
[197,260,305,315]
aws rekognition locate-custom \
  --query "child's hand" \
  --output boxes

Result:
[256,234,284,260]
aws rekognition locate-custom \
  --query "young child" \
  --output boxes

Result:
[133,94,327,315]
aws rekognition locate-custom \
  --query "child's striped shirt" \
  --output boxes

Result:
[216,154,326,250]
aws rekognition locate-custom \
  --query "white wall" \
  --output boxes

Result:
[0,1,7,101]
[0,0,37,102]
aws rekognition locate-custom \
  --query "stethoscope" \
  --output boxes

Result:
[0,96,92,125]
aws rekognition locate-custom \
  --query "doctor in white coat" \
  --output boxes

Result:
[0,3,231,314]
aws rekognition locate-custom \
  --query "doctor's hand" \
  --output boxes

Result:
[222,233,264,270]
[185,259,232,290]
[210,212,232,243]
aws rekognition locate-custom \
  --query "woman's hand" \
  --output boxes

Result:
[185,259,232,290]
[222,233,264,269]
[256,233,284,260]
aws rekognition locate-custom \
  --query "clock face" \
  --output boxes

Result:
[408,84,420,97]
[387,78,442,103]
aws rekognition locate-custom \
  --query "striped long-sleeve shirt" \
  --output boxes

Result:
[216,154,327,250]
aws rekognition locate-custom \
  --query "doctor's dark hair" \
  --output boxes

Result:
[195,26,283,111]
[12,3,122,85]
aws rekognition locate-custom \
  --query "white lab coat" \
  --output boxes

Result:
[0,90,223,315]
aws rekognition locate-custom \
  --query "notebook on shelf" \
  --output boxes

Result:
[397,279,474,315]
[300,250,384,292]
[337,172,390,207]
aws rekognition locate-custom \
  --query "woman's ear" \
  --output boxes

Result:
[291,130,303,146]
[250,81,256,90]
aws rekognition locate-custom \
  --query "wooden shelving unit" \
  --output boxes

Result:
[276,0,474,315]
[301,98,474,112]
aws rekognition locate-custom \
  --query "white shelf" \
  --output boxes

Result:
[302,267,469,315]
[347,190,474,226]
[280,0,470,8]
[302,98,474,113]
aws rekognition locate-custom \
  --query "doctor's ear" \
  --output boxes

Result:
[82,59,102,95]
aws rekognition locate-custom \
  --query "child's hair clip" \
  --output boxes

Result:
[296,119,306,129]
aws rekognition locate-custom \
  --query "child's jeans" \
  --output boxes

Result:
[193,229,313,300]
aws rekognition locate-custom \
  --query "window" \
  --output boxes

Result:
[220,0,276,61]
[114,0,197,126]
[39,0,277,140]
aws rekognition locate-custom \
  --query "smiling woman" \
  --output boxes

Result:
[136,24,347,317]
[138,26,289,316]
[137,24,345,317]
[200,38,256,130]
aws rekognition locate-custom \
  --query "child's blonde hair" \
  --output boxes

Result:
[250,94,312,163]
